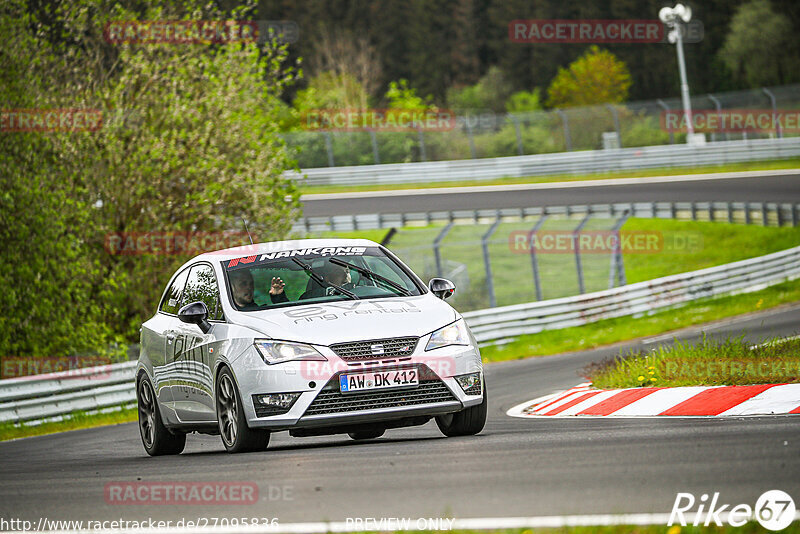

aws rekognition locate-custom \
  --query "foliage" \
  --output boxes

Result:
[719,0,799,87]
[1,0,301,351]
[546,46,632,108]
[293,71,370,111]
[385,79,431,111]
[505,89,542,113]
[446,66,514,112]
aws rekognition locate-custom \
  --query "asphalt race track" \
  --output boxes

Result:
[302,172,800,217]
[1,305,798,526]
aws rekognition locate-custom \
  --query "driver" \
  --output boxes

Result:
[229,269,259,310]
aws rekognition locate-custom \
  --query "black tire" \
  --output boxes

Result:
[436,385,488,437]
[216,367,270,453]
[348,428,385,440]
[137,375,186,456]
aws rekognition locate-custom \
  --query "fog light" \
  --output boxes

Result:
[252,392,301,417]
[454,372,482,395]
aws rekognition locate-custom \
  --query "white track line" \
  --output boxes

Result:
[720,384,800,416]
[301,168,800,201]
[608,386,710,416]
[27,512,800,533]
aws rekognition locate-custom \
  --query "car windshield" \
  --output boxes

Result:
[222,246,423,311]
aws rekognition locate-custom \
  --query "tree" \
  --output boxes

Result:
[1,0,302,351]
[719,0,799,87]
[546,46,632,108]
[446,66,514,112]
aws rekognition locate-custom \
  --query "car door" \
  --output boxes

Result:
[171,263,223,422]
[143,267,191,412]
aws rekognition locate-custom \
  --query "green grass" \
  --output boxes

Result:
[299,158,800,195]
[317,219,800,312]
[479,279,800,363]
[587,335,800,389]
[0,405,137,441]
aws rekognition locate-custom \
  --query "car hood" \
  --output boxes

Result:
[228,295,458,345]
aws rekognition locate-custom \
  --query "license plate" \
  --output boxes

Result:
[339,369,419,393]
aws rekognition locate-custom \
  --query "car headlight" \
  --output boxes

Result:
[254,340,327,365]
[425,320,471,351]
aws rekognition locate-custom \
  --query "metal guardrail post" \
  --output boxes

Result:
[727,201,733,223]
[482,216,502,307]
[762,203,768,226]
[433,222,454,278]
[417,127,427,162]
[369,130,380,164]
[324,132,335,167]
[555,109,572,151]
[529,216,548,301]
[606,104,622,148]
[762,88,782,139]
[657,99,675,144]
[573,212,592,294]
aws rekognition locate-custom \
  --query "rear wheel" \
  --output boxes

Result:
[348,428,385,440]
[137,375,186,456]
[436,386,487,437]
[216,367,270,453]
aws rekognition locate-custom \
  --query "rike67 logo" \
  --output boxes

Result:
[669,490,796,531]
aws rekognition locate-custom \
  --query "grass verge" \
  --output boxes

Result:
[0,405,137,441]
[585,334,800,389]
[299,158,800,195]
[479,279,800,363]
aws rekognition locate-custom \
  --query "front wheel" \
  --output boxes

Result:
[216,367,270,453]
[436,386,487,437]
[137,375,186,456]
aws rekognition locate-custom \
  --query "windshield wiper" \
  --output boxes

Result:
[329,258,411,296]
[291,258,359,300]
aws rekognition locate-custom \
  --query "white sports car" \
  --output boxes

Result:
[136,239,486,454]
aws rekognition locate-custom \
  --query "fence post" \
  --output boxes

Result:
[657,99,675,144]
[465,116,477,159]
[529,216,548,301]
[762,88,782,139]
[707,93,725,142]
[417,127,427,162]
[324,132,335,167]
[555,109,572,151]
[482,216,502,307]
[433,222,454,278]
[606,104,622,148]
[511,115,524,155]
[608,211,629,288]
[573,212,592,294]
[369,130,380,164]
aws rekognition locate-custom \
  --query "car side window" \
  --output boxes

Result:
[181,264,224,321]
[159,268,190,315]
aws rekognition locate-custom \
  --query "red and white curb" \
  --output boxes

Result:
[508,382,800,418]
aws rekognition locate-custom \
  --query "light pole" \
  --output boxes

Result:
[659,3,694,138]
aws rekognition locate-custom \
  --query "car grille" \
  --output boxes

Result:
[330,336,419,361]
[303,365,457,417]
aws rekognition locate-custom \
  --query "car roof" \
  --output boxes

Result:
[191,238,382,264]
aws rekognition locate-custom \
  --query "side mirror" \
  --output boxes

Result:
[178,301,212,334]
[428,278,455,300]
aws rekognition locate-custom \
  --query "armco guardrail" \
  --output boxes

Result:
[2,245,799,426]
[295,200,800,233]
[0,362,137,424]
[462,244,800,344]
[288,137,800,187]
